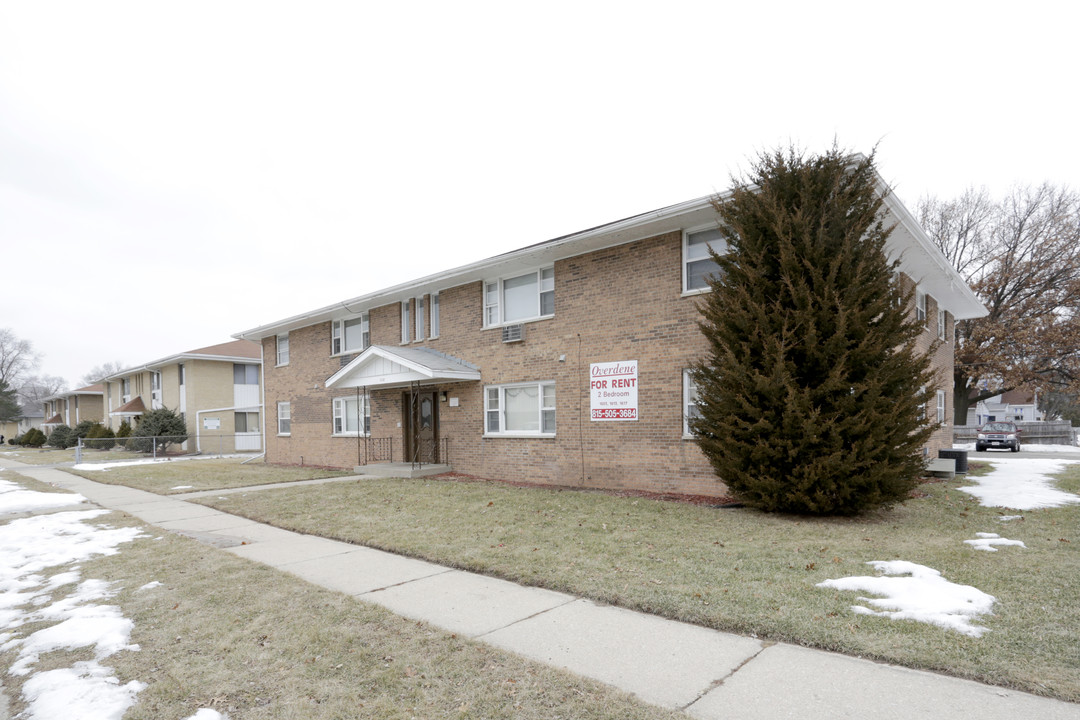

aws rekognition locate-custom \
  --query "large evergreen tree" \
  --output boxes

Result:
[690,146,936,515]
[0,379,20,424]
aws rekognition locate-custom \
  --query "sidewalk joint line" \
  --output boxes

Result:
[679,640,775,711]
[359,567,456,594]
[474,596,581,639]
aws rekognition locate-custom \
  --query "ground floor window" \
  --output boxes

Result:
[235,411,259,433]
[277,402,291,435]
[683,370,701,436]
[333,395,370,435]
[485,382,555,435]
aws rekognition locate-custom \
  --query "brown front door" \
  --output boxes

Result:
[402,390,439,463]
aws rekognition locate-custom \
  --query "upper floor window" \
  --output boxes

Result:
[333,395,370,436]
[276,333,290,366]
[234,364,259,385]
[484,381,555,435]
[916,289,927,324]
[430,292,440,337]
[937,308,947,341]
[936,390,946,424]
[416,296,426,341]
[401,301,411,344]
[178,364,185,386]
[333,314,369,355]
[484,267,554,326]
[683,227,727,293]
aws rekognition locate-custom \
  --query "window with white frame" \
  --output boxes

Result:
[916,289,927,324]
[151,371,162,408]
[415,296,426,341]
[484,267,554,326]
[333,314,369,355]
[234,411,259,433]
[276,333,290,365]
[430,292,440,337]
[277,402,291,435]
[683,227,728,293]
[121,378,131,404]
[401,301,411,343]
[484,382,555,435]
[683,370,702,436]
[333,395,370,435]
[937,308,947,341]
[936,390,946,424]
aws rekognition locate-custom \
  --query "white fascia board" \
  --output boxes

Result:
[880,191,987,320]
[235,195,726,342]
[144,353,262,370]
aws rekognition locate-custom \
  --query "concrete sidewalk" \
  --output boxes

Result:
[3,458,1078,720]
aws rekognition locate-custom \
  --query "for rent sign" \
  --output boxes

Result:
[590,360,638,421]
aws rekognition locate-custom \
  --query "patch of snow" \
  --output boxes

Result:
[954,443,1080,453]
[998,515,1023,522]
[958,457,1080,510]
[171,485,194,490]
[137,581,162,591]
[0,504,146,719]
[20,661,146,720]
[0,479,86,515]
[964,532,1025,552]
[72,454,245,471]
[817,560,995,637]
[184,710,229,720]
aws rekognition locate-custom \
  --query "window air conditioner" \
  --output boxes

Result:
[502,324,524,343]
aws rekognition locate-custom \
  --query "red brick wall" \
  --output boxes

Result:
[263,231,956,495]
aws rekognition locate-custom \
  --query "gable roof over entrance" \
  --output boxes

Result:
[325,346,481,390]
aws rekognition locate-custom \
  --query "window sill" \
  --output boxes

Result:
[331,349,368,359]
[277,433,291,437]
[275,363,289,368]
[680,288,710,298]
[482,433,556,439]
[483,314,554,330]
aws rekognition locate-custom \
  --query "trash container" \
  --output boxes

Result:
[938,448,969,474]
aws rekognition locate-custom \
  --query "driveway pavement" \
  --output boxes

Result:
[2,457,1078,720]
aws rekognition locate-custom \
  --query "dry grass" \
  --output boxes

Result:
[64,457,351,494]
[0,499,682,719]
[189,468,1080,702]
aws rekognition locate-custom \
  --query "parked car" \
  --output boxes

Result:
[975,421,1022,452]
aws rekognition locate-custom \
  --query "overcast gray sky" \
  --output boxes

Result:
[2,0,1077,389]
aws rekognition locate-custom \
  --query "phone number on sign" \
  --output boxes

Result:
[591,408,637,419]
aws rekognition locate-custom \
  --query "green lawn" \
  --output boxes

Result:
[184,467,1080,702]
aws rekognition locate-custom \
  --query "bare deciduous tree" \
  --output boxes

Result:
[0,328,41,387]
[918,184,1080,424]
[80,361,127,387]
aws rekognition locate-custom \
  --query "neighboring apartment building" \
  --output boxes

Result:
[1,403,44,441]
[101,340,263,453]
[41,384,105,434]
[235,183,985,498]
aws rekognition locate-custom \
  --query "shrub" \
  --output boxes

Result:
[86,423,116,450]
[116,421,132,438]
[20,427,47,448]
[131,408,188,454]
[72,420,98,441]
[47,425,74,449]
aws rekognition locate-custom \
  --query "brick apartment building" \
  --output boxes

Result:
[235,185,985,498]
